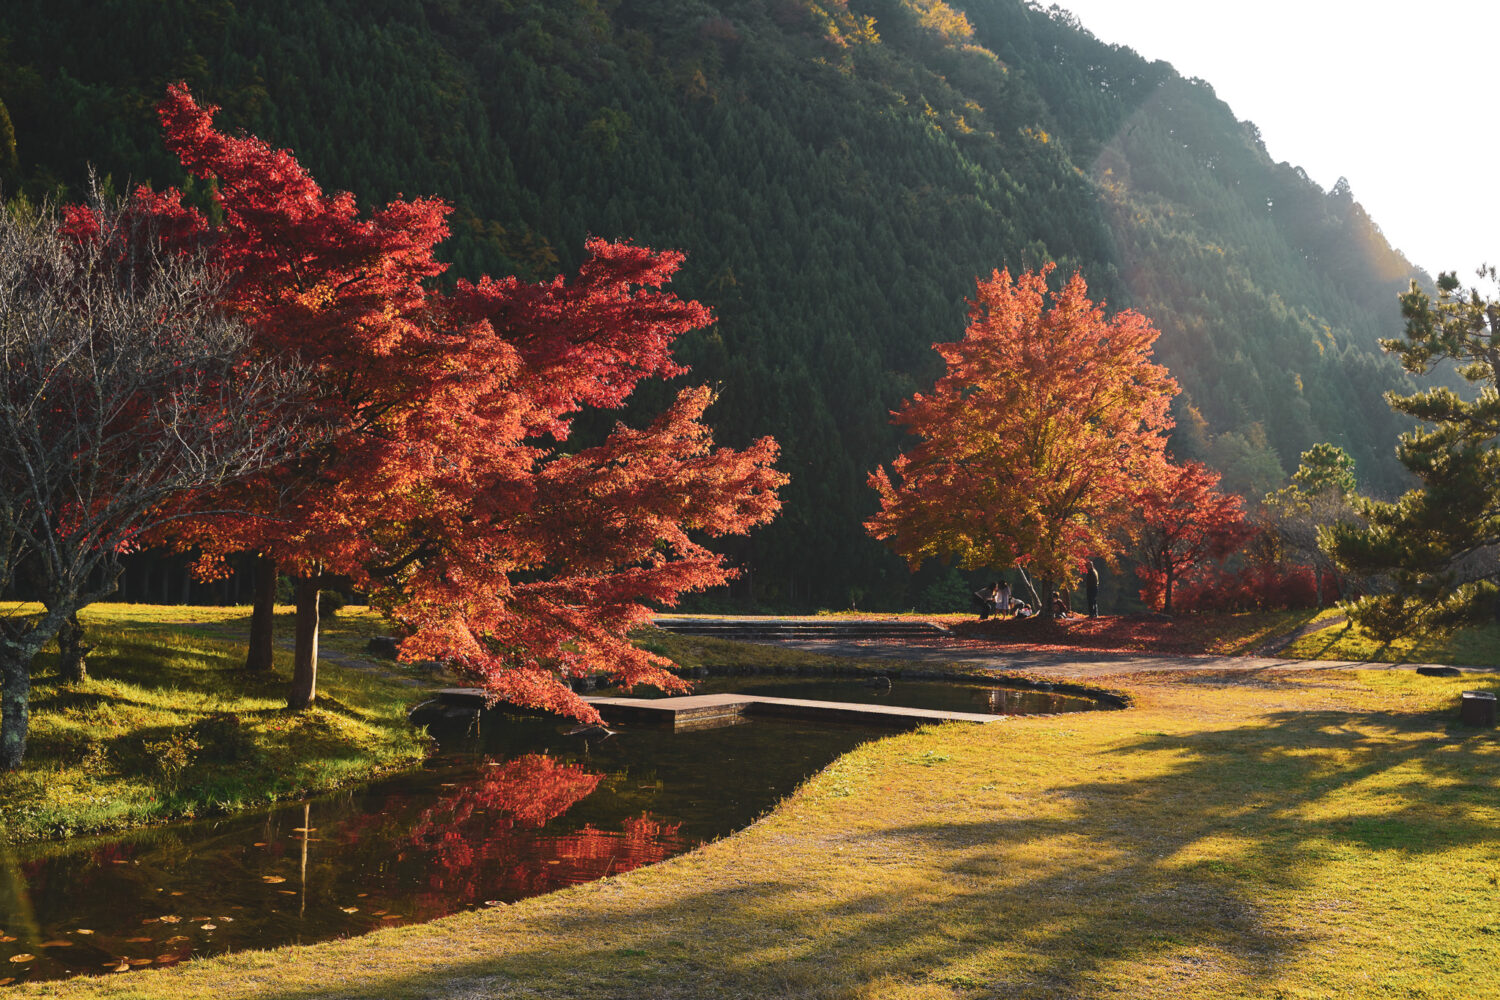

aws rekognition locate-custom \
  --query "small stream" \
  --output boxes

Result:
[0,676,1099,985]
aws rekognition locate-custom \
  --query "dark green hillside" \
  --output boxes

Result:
[0,0,1428,608]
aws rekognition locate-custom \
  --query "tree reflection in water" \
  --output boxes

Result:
[401,754,685,903]
[0,753,692,984]
[3,708,893,985]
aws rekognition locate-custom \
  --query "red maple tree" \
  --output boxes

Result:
[867,264,1177,616]
[1131,461,1251,614]
[103,84,784,716]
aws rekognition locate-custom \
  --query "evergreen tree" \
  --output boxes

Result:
[1326,271,1500,636]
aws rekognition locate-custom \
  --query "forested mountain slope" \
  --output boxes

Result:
[0,0,1428,608]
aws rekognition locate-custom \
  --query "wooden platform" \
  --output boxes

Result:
[425,687,1011,731]
[584,692,1007,730]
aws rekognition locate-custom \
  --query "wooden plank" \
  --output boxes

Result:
[585,693,1006,729]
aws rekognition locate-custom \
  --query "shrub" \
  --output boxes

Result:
[1175,562,1343,612]
[917,568,973,613]
[319,590,348,618]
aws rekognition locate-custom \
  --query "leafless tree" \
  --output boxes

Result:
[0,193,314,770]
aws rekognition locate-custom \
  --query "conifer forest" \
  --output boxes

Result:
[0,0,1433,610]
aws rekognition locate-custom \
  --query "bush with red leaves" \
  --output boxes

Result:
[1174,563,1344,612]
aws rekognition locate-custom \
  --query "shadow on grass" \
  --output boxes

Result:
[60,702,1490,1000]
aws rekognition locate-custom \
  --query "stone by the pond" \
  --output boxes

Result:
[1459,690,1497,727]
[1417,665,1463,677]
[366,636,400,659]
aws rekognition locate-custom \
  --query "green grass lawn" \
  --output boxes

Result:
[0,604,432,844]
[10,658,1495,999]
[1283,608,1500,667]
[3,606,1498,998]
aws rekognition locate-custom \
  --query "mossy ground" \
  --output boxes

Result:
[0,604,431,844]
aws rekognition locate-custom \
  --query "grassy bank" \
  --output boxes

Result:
[0,604,431,844]
[1283,608,1500,668]
[15,662,1496,999]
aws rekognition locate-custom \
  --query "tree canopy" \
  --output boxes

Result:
[1133,461,1249,614]
[91,85,787,724]
[867,264,1176,613]
[0,193,312,768]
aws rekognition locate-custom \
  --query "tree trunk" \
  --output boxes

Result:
[1016,567,1044,617]
[0,644,31,771]
[1039,575,1055,623]
[1163,569,1174,616]
[56,613,89,684]
[288,574,320,710]
[1314,566,1325,608]
[245,554,277,673]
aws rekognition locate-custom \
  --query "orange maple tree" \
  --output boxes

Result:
[100,85,784,717]
[867,264,1177,616]
[1131,461,1251,614]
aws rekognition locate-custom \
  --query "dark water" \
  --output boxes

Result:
[0,712,882,985]
[0,677,1101,985]
[630,675,1099,716]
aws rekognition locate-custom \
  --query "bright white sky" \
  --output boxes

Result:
[1054,0,1498,279]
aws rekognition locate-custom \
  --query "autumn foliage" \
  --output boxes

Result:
[868,264,1177,607]
[1132,461,1251,614]
[1171,562,1338,613]
[87,84,784,721]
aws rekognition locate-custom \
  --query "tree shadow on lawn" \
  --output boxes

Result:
[28,704,1497,1000]
[856,706,1499,994]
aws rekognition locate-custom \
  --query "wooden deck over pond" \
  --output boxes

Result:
[430,687,1015,730]
[584,692,1008,730]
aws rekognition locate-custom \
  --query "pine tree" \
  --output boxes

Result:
[1326,272,1500,637]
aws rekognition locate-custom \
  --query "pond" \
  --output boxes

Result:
[0,711,885,984]
[0,676,1102,985]
[667,675,1100,716]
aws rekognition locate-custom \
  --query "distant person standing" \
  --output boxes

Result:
[997,579,1012,614]
[1085,559,1100,618]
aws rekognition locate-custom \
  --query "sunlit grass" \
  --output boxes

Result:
[13,665,1497,999]
[0,604,430,845]
[1285,607,1500,667]
[3,609,1498,996]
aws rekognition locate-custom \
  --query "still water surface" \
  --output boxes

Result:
[681,675,1098,715]
[0,677,1097,984]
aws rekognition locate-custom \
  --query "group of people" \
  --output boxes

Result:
[971,579,1031,620]
[972,561,1101,620]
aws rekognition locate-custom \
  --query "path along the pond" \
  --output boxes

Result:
[650,614,1476,680]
